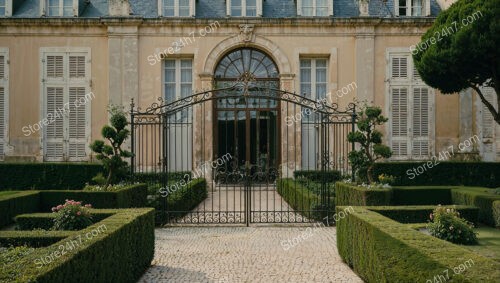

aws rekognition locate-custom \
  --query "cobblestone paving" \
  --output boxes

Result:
[139,227,363,283]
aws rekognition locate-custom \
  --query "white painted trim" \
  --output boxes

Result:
[40,0,46,16]
[4,0,12,17]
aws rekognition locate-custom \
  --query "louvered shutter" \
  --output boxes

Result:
[45,87,65,161]
[68,87,87,160]
[413,65,421,81]
[391,57,408,79]
[69,55,85,78]
[46,55,64,79]
[412,87,429,157]
[0,87,4,158]
[391,87,409,157]
[481,87,495,139]
[0,55,4,79]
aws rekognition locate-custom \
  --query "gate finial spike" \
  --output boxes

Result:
[130,98,135,112]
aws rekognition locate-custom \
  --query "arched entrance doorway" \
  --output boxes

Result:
[213,48,280,184]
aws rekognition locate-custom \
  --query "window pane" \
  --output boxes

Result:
[179,0,190,16]
[0,8,5,16]
[63,0,73,17]
[0,0,5,6]
[164,0,175,16]
[316,0,328,16]
[165,84,175,102]
[412,0,422,16]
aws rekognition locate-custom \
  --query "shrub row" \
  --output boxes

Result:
[0,208,155,283]
[0,230,74,248]
[366,205,479,224]
[335,182,392,206]
[38,184,148,211]
[293,170,342,183]
[0,192,39,227]
[493,200,500,228]
[162,178,208,222]
[391,186,452,205]
[336,206,500,283]
[451,187,500,227]
[15,211,114,231]
[277,178,334,221]
[132,172,192,184]
[372,162,500,187]
[0,163,103,190]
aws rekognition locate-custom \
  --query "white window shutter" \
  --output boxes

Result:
[45,87,65,161]
[391,57,408,79]
[297,0,303,16]
[257,0,263,16]
[68,87,87,160]
[391,87,409,157]
[0,55,4,79]
[69,55,85,78]
[481,87,496,139]
[413,64,421,81]
[0,87,4,158]
[46,55,64,78]
[412,87,429,157]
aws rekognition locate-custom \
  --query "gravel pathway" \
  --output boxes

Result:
[139,227,363,283]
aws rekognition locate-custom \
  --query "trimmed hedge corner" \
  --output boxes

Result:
[336,206,500,283]
[277,178,334,220]
[0,163,103,190]
[0,208,155,283]
[335,182,392,206]
[451,187,500,227]
[372,162,500,187]
[38,184,148,211]
[164,178,208,220]
[366,205,479,224]
[15,211,114,231]
[0,191,40,228]
[0,230,74,248]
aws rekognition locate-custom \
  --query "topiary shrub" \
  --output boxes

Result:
[51,200,93,231]
[90,105,133,188]
[427,205,477,245]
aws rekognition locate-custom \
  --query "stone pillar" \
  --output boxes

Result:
[196,73,214,185]
[355,26,375,104]
[280,73,298,177]
[459,88,473,152]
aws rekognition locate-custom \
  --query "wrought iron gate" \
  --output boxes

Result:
[130,78,356,226]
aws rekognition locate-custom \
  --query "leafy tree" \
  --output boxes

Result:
[412,0,500,124]
[348,106,392,184]
[89,106,133,187]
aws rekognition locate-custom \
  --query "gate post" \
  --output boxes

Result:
[130,98,135,177]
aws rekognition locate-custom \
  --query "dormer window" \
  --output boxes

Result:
[297,0,333,17]
[227,0,262,17]
[47,0,74,16]
[159,0,195,17]
[396,0,430,16]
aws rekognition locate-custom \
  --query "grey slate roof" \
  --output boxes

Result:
[7,0,441,18]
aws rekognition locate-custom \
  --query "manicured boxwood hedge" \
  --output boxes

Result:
[0,230,74,248]
[335,182,392,206]
[293,170,342,183]
[132,171,192,184]
[15,211,114,231]
[391,186,452,205]
[0,208,155,283]
[163,178,208,221]
[451,187,500,227]
[372,162,500,187]
[0,163,103,190]
[38,184,148,211]
[277,178,334,221]
[0,191,40,228]
[493,200,500,228]
[336,206,500,283]
[366,205,479,224]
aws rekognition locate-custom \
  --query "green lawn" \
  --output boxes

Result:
[0,191,20,198]
[408,223,500,262]
[464,225,500,262]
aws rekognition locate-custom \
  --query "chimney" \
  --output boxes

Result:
[109,0,131,16]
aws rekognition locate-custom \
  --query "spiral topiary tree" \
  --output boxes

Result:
[348,106,392,184]
[89,105,133,188]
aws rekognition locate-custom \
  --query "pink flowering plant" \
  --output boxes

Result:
[51,200,93,231]
[427,205,477,245]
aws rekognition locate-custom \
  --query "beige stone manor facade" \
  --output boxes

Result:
[0,0,498,166]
